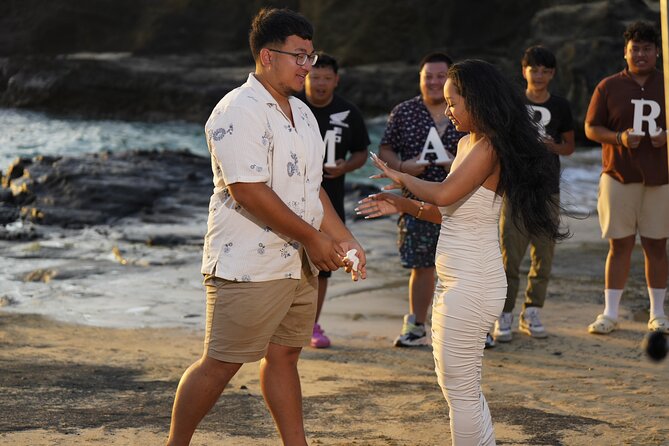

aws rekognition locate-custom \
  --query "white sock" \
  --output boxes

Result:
[603,289,623,320]
[648,287,666,319]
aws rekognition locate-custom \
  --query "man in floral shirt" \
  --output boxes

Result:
[166,8,366,446]
[379,52,466,348]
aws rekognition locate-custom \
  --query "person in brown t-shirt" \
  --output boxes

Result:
[584,21,669,335]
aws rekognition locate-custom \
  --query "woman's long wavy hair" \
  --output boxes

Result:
[448,59,568,241]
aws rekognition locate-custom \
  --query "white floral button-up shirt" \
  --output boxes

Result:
[201,74,325,282]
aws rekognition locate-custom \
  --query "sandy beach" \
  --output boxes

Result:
[1,212,668,445]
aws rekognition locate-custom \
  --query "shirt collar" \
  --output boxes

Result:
[246,73,280,107]
[246,73,304,117]
[621,67,659,83]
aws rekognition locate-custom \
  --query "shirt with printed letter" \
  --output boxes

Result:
[381,95,466,200]
[296,91,370,220]
[586,68,667,185]
[202,73,325,282]
[527,94,574,193]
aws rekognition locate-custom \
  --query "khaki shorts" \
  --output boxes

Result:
[597,173,669,239]
[203,256,317,364]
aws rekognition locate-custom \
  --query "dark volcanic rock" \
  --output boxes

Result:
[0,54,251,122]
[0,150,212,228]
[0,0,661,142]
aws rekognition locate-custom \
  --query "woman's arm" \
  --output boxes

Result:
[370,139,498,207]
[355,192,441,224]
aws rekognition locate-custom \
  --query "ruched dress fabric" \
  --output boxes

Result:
[432,186,506,446]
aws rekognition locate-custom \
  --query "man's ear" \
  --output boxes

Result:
[259,48,272,67]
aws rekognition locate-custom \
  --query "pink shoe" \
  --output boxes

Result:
[310,323,331,348]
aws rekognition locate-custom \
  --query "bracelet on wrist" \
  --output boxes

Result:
[398,160,404,172]
[416,201,425,220]
[616,131,622,146]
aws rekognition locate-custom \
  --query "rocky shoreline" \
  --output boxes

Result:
[0,149,380,240]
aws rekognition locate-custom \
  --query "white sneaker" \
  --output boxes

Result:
[493,312,514,342]
[519,307,547,338]
[393,313,428,347]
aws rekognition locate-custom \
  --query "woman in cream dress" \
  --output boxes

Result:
[358,59,566,445]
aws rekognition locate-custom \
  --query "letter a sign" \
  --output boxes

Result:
[416,127,454,165]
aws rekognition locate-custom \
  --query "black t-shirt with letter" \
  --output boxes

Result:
[527,94,573,193]
[296,92,370,220]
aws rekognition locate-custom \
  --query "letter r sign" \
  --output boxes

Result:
[630,99,663,136]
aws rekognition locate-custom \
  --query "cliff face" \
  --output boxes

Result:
[0,0,662,142]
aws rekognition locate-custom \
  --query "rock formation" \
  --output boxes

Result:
[0,0,662,143]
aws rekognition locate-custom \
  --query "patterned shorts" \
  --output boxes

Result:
[398,214,440,268]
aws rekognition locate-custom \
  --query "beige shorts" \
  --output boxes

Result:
[203,257,317,364]
[597,173,669,239]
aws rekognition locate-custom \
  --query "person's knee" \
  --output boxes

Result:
[641,237,668,261]
[412,266,435,278]
[609,236,635,256]
[198,355,242,382]
[265,344,302,365]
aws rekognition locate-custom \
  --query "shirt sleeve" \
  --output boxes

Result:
[380,104,403,152]
[585,81,608,128]
[557,98,574,134]
[205,105,271,185]
[349,105,371,153]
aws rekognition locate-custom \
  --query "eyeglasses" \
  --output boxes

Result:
[267,48,318,66]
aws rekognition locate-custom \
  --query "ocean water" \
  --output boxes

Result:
[0,108,599,214]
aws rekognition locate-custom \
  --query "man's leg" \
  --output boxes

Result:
[260,343,308,446]
[605,236,636,289]
[518,236,554,338]
[494,202,529,342]
[500,211,530,314]
[640,237,668,325]
[316,276,328,322]
[166,356,243,446]
[524,235,555,309]
[601,235,636,322]
[640,237,668,289]
[310,274,331,348]
[409,266,436,325]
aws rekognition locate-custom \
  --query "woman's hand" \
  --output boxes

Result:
[370,152,405,190]
[355,192,406,219]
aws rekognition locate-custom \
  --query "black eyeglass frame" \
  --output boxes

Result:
[267,48,319,66]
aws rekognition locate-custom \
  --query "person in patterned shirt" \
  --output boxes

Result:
[379,52,466,347]
[166,8,366,446]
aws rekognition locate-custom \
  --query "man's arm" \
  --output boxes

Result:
[545,130,575,156]
[318,188,367,280]
[323,149,368,179]
[585,123,641,148]
[378,144,427,176]
[378,144,401,169]
[227,182,344,271]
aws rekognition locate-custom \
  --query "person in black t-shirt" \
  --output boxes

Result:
[493,45,574,343]
[297,53,371,348]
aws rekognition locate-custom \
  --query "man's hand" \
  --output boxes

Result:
[651,129,667,148]
[339,240,367,281]
[400,155,428,176]
[323,159,348,179]
[303,232,345,272]
[622,128,642,148]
